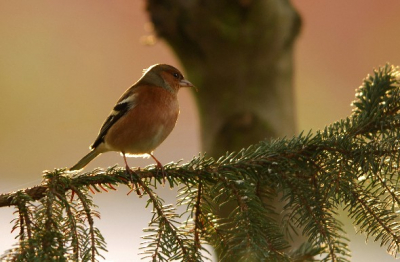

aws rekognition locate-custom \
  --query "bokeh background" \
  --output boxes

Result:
[1,1,400,261]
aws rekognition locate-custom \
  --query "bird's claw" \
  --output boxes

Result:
[125,166,142,196]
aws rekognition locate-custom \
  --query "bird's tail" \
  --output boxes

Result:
[70,150,101,171]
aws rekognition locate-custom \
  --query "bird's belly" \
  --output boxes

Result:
[123,125,168,155]
[105,123,174,155]
[104,102,179,155]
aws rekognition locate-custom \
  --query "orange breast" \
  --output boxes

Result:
[104,86,179,155]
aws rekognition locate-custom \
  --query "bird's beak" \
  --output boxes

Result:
[179,79,194,87]
[179,79,197,91]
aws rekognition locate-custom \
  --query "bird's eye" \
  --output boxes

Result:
[173,72,180,79]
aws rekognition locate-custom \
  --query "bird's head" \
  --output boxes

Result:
[141,64,195,94]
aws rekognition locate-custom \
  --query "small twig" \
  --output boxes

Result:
[70,185,96,262]
[136,178,188,258]
[194,182,203,250]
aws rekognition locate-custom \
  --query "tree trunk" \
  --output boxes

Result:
[146,0,300,157]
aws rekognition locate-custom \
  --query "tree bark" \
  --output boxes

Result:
[146,0,301,157]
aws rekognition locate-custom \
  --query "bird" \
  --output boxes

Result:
[70,64,194,175]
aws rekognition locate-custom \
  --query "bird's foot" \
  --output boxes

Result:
[125,165,142,196]
[157,163,167,186]
[150,154,166,186]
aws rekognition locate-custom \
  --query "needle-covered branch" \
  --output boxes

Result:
[1,65,400,261]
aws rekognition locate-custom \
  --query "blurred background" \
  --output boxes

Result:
[1,1,400,261]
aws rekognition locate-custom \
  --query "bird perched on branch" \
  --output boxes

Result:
[70,64,194,174]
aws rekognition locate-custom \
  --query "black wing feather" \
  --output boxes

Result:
[90,101,130,149]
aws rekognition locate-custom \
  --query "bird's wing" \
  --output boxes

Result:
[91,92,137,149]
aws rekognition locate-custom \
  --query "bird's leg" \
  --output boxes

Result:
[150,153,166,185]
[123,153,132,176]
[123,153,142,195]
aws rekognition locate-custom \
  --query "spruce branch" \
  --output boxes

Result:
[54,190,80,260]
[139,175,189,261]
[1,65,400,260]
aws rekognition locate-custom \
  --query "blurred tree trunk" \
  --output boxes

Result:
[146,0,300,157]
[146,0,301,260]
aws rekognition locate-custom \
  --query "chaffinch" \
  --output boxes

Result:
[70,64,194,173]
